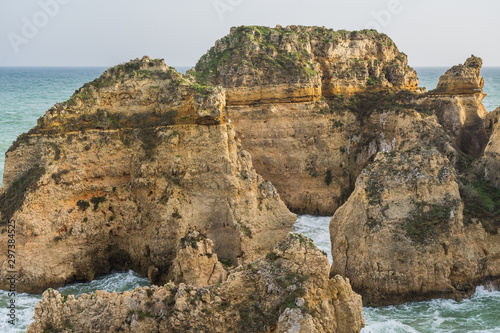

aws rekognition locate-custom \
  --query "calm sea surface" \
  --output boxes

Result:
[0,66,499,332]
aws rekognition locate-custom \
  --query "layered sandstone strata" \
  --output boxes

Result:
[191,26,426,215]
[0,56,296,293]
[26,234,365,333]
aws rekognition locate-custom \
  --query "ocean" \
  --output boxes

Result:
[0,66,499,332]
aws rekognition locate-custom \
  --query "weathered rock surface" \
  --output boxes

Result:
[193,28,491,218]
[194,26,418,104]
[192,26,460,215]
[26,234,365,333]
[421,56,488,157]
[482,108,500,188]
[330,148,500,306]
[166,229,228,287]
[432,55,484,95]
[0,56,296,293]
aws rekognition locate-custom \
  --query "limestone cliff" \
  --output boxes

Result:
[329,148,500,306]
[193,25,418,104]
[0,56,296,293]
[193,27,492,218]
[26,234,365,333]
[191,26,436,215]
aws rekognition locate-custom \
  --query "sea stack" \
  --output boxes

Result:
[0,56,296,293]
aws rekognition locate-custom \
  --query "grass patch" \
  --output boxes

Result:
[324,169,333,186]
[90,196,106,211]
[218,258,233,267]
[403,198,459,244]
[51,169,70,184]
[77,200,90,211]
[460,177,500,234]
[0,165,45,226]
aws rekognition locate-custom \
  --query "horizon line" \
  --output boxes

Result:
[2,65,500,69]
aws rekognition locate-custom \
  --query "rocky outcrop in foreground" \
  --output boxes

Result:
[0,57,296,293]
[26,234,365,333]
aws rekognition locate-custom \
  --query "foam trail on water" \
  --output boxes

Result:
[292,215,332,263]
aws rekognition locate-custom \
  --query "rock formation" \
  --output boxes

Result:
[420,55,488,157]
[1,24,499,319]
[166,229,228,287]
[329,148,500,305]
[191,25,427,215]
[26,234,365,333]
[0,56,296,293]
[327,56,500,306]
[189,30,499,305]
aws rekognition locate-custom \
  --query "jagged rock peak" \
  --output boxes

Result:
[191,25,419,104]
[432,55,485,95]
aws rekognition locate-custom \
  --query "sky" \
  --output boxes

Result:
[0,0,499,68]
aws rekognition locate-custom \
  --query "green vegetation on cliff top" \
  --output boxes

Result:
[193,25,394,86]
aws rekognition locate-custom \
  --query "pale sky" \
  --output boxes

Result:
[0,0,498,68]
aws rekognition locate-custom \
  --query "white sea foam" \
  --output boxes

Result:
[361,319,420,333]
[292,214,332,263]
[0,270,149,332]
[294,215,500,332]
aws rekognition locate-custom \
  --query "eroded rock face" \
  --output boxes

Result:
[226,101,461,215]
[433,55,484,95]
[193,28,491,217]
[422,56,488,157]
[192,26,474,215]
[166,229,228,287]
[193,26,418,104]
[0,57,296,293]
[26,234,365,333]
[482,108,500,189]
[329,149,500,306]
[193,25,420,214]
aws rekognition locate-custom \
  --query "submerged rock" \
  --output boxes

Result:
[26,234,365,333]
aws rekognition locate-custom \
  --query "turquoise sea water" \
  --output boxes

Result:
[0,67,499,332]
[293,216,500,333]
